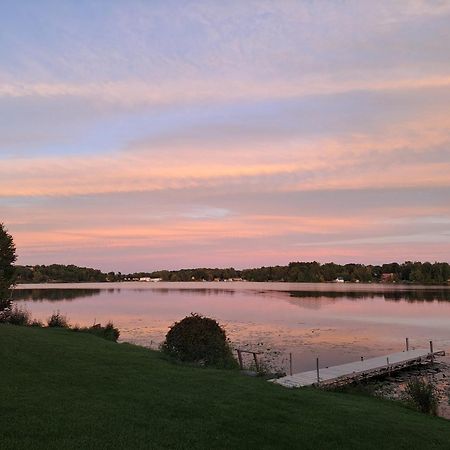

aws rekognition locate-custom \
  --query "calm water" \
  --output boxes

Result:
[12,282,450,373]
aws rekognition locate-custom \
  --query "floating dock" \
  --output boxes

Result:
[272,347,445,388]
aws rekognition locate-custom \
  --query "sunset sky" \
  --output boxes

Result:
[1,1,450,272]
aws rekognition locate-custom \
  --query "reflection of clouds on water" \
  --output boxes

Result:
[286,297,337,310]
[137,288,238,297]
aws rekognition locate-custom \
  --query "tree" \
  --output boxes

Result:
[0,223,17,311]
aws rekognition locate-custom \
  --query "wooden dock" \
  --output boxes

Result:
[272,347,445,388]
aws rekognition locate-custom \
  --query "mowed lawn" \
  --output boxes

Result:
[1,325,450,449]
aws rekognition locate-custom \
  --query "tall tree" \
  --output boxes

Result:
[0,223,17,311]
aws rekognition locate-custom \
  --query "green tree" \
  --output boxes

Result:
[0,223,17,311]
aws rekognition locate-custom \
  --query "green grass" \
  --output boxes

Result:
[1,325,450,449]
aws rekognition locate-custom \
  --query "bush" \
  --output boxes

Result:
[161,313,236,368]
[0,305,30,326]
[47,312,69,328]
[30,319,44,327]
[103,321,120,341]
[404,377,438,415]
[80,321,120,342]
[0,306,120,342]
[0,308,9,323]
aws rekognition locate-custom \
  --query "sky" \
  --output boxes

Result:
[1,0,450,272]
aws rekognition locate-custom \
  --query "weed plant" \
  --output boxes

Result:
[403,377,438,415]
[0,305,31,326]
[47,311,69,328]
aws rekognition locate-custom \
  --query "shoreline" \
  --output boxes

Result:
[13,280,450,291]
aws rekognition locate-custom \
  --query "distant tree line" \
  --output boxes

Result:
[129,261,450,284]
[14,261,450,285]
[15,264,110,283]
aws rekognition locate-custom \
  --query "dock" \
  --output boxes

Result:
[272,346,445,388]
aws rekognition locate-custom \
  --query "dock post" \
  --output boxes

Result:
[430,341,434,364]
[237,350,243,370]
[316,357,320,384]
[406,337,409,352]
[360,356,364,362]
[289,353,293,376]
[253,352,259,372]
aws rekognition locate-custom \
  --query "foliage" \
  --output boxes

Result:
[126,261,450,284]
[1,304,119,342]
[74,321,120,342]
[161,313,236,368]
[47,312,69,328]
[0,223,17,311]
[12,260,450,285]
[403,377,438,415]
[249,357,286,378]
[0,305,30,326]
[15,264,108,283]
[102,321,120,341]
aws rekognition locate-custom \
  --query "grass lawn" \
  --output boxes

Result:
[1,324,450,449]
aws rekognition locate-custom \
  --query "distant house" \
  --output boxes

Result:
[381,273,395,283]
[334,277,345,283]
[138,277,162,282]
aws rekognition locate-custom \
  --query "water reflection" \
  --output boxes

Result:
[12,288,102,302]
[289,290,450,302]
[13,287,450,303]
[136,288,238,296]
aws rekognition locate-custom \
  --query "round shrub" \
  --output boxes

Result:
[161,313,236,368]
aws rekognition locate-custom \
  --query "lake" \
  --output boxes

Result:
[12,282,450,373]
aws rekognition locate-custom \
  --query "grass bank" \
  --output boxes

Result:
[1,325,450,449]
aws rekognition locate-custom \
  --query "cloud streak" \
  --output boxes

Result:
[1,75,450,108]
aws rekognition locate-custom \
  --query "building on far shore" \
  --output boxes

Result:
[381,273,395,283]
